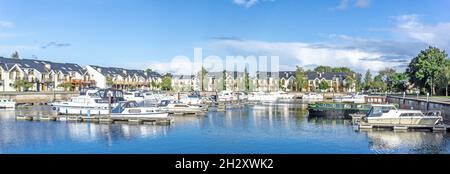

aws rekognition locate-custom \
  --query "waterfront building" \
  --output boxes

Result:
[279,71,357,92]
[0,57,86,92]
[172,75,199,92]
[85,65,160,90]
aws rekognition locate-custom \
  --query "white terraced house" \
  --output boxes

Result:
[279,71,358,92]
[0,57,87,92]
[86,65,161,90]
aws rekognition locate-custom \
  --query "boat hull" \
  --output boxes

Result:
[367,117,441,125]
[308,109,368,119]
[53,106,110,115]
[111,113,169,119]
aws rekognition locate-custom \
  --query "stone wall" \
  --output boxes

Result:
[0,92,79,104]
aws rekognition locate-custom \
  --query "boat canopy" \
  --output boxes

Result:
[366,105,397,117]
[112,101,139,113]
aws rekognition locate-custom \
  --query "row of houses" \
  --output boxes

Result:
[1,56,356,93]
[0,57,161,92]
[172,71,357,93]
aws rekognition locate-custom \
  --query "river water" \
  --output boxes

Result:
[1,103,449,154]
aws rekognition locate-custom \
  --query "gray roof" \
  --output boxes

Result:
[90,65,160,78]
[305,71,347,80]
[0,56,84,74]
[173,75,195,80]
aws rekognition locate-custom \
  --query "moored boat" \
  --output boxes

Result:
[111,101,169,119]
[302,93,324,101]
[51,88,125,115]
[308,102,372,119]
[0,98,15,109]
[363,104,442,125]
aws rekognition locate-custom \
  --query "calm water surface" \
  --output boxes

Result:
[1,103,449,154]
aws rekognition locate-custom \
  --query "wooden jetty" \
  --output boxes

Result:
[355,122,449,132]
[16,114,174,125]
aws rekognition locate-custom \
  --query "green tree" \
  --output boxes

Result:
[295,66,308,92]
[378,67,397,91]
[106,76,114,87]
[355,73,363,91]
[222,70,227,91]
[160,74,172,91]
[345,73,355,92]
[11,51,19,59]
[318,80,330,91]
[371,75,387,92]
[198,67,208,92]
[244,67,250,91]
[407,46,448,95]
[364,69,372,91]
[437,60,450,96]
[13,79,33,91]
[314,66,333,73]
[58,82,75,91]
[279,79,286,91]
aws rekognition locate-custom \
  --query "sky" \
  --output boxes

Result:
[0,0,449,74]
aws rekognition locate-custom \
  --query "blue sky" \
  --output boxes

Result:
[0,0,449,73]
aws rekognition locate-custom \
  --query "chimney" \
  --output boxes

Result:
[45,64,51,70]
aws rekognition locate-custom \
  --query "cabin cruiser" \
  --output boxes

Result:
[160,103,205,114]
[232,92,248,101]
[124,91,145,102]
[302,93,324,100]
[180,91,203,105]
[270,91,295,99]
[111,101,169,119]
[248,91,279,103]
[0,98,15,109]
[333,93,367,103]
[218,90,234,102]
[363,104,442,125]
[51,89,125,115]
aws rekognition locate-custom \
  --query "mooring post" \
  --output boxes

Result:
[108,92,112,118]
[426,93,429,111]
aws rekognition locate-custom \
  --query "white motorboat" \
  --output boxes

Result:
[111,101,169,119]
[333,93,367,103]
[364,104,442,125]
[248,91,265,101]
[124,91,145,102]
[51,89,125,115]
[0,98,15,109]
[218,90,234,102]
[248,91,279,103]
[270,91,295,99]
[180,91,203,105]
[302,93,324,100]
[232,92,248,101]
[160,102,205,114]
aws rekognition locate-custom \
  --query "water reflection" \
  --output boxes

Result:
[363,130,449,154]
[0,103,450,154]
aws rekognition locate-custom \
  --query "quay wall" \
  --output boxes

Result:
[0,92,79,104]
[387,96,450,122]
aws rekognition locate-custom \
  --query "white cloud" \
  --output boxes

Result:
[393,14,450,49]
[233,0,272,8]
[355,0,370,8]
[211,39,401,73]
[0,21,14,28]
[334,0,370,10]
[336,0,349,10]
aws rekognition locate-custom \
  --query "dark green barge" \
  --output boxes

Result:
[308,102,372,119]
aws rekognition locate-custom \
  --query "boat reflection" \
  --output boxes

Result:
[363,130,448,154]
